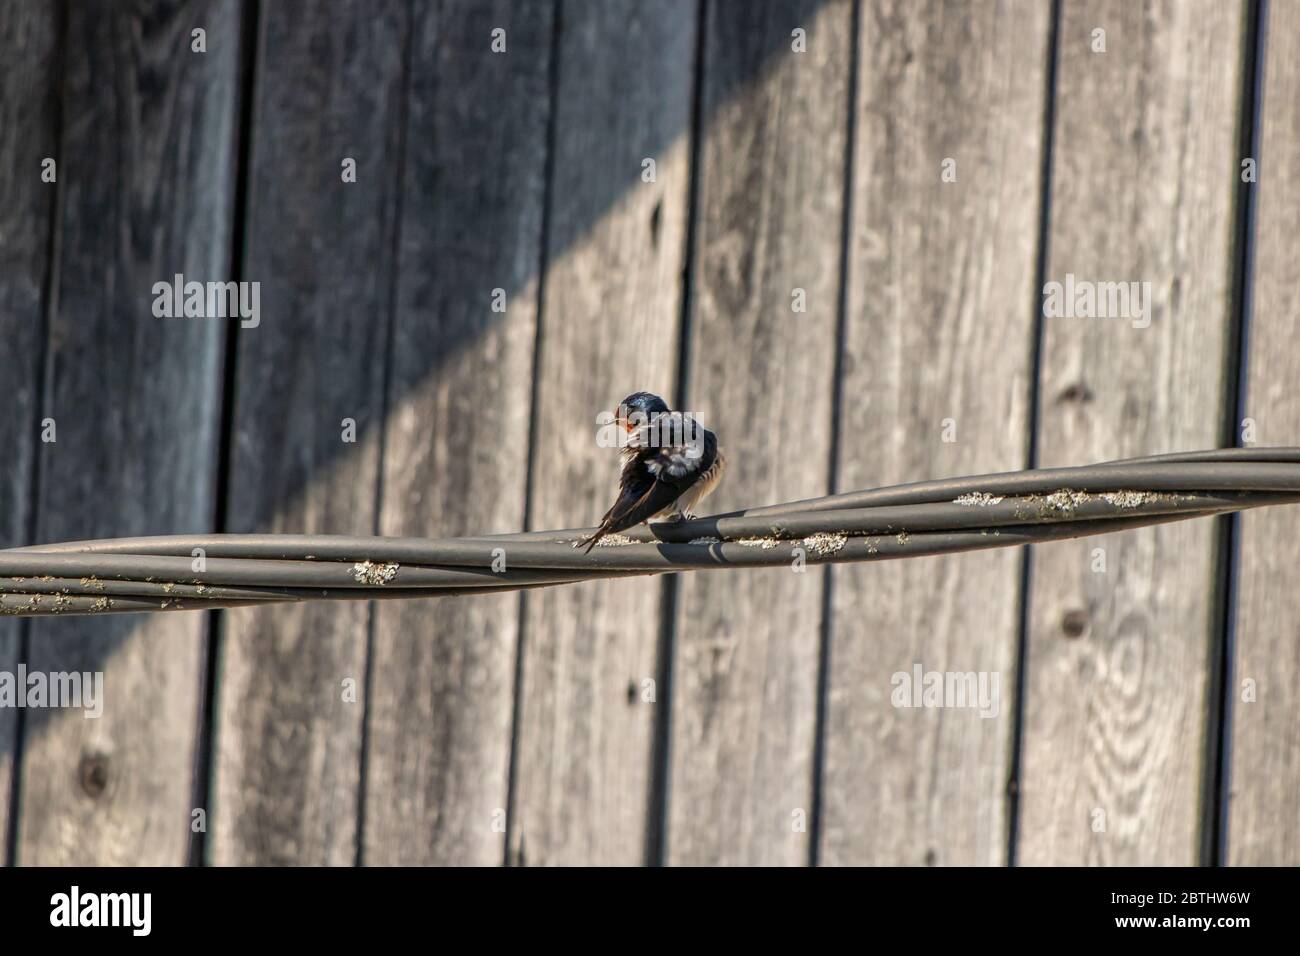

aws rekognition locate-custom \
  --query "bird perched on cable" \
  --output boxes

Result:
[579,391,726,553]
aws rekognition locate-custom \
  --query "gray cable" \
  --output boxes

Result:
[2,448,1295,618]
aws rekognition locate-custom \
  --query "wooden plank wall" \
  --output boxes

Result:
[1230,0,1299,866]
[0,0,61,850]
[510,0,695,866]
[821,0,1049,866]
[363,0,554,867]
[211,0,407,866]
[666,0,850,866]
[4,0,1297,867]
[13,0,243,864]
[1019,0,1244,865]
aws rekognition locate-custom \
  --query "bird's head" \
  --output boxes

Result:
[614,391,671,433]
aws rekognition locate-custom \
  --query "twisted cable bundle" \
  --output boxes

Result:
[3,447,1298,618]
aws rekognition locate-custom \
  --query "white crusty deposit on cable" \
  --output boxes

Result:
[353,560,400,585]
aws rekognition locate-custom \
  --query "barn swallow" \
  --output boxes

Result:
[579,391,726,553]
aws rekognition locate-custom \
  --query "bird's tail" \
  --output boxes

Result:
[578,524,609,553]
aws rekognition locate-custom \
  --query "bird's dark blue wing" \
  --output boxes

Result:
[605,459,684,528]
[579,459,680,552]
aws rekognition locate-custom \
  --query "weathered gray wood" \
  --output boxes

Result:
[15,0,241,865]
[1228,8,1300,866]
[1019,0,1243,865]
[666,0,850,866]
[210,0,408,866]
[0,0,60,856]
[820,0,1048,866]
[360,0,554,866]
[508,0,696,866]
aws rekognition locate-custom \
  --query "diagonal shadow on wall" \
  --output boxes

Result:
[1,0,839,863]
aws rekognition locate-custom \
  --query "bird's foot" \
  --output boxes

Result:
[654,512,689,525]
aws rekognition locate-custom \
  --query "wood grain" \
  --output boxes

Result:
[820,0,1048,866]
[666,0,850,866]
[210,0,406,866]
[15,0,242,865]
[0,0,61,855]
[1018,0,1243,865]
[1228,5,1300,866]
[508,0,697,866]
[360,0,554,866]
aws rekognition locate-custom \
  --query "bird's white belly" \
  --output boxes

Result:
[671,451,727,517]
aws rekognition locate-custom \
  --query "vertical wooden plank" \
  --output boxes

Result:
[666,0,850,866]
[820,0,1048,866]
[16,0,242,865]
[210,0,406,865]
[0,0,61,852]
[1229,5,1300,866]
[509,0,696,866]
[360,0,554,866]
[1019,0,1242,865]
